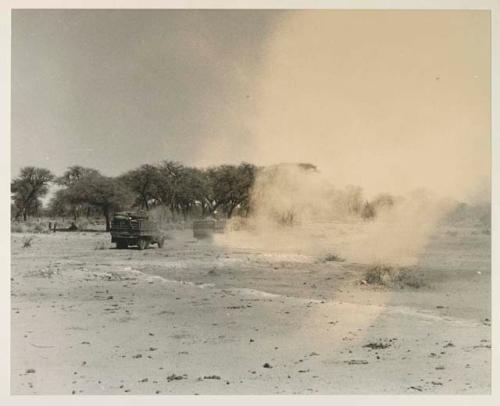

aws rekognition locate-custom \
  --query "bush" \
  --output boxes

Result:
[76,219,90,231]
[363,264,425,289]
[22,236,34,248]
[94,241,107,250]
[11,221,50,234]
[11,223,25,233]
[324,253,345,262]
[33,223,47,233]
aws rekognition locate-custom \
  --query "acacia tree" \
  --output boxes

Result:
[57,166,101,187]
[56,166,102,220]
[11,167,55,221]
[174,167,207,219]
[47,188,73,218]
[119,162,210,219]
[62,173,133,231]
[156,161,184,215]
[119,164,161,211]
[205,163,257,218]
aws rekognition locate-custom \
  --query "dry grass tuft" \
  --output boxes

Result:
[33,223,47,233]
[11,221,50,234]
[94,241,107,250]
[363,264,425,289]
[22,236,34,248]
[324,253,345,262]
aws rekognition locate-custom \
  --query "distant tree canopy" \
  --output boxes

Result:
[114,161,257,220]
[13,160,399,227]
[33,161,258,226]
[119,164,161,211]
[53,166,103,221]
[56,166,101,187]
[15,161,343,225]
[11,167,55,220]
[205,163,257,218]
[51,170,133,231]
[68,174,133,231]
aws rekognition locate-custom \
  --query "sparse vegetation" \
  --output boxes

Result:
[94,241,107,250]
[26,266,60,278]
[33,223,47,233]
[22,236,34,248]
[277,210,296,226]
[363,264,425,289]
[35,161,258,230]
[324,253,344,262]
[11,223,25,233]
[76,219,90,231]
[15,221,49,234]
[11,167,54,221]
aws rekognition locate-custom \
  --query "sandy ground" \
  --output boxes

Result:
[11,224,491,395]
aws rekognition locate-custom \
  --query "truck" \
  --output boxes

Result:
[192,218,226,239]
[110,211,165,250]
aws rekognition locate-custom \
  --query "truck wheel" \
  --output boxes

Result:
[117,240,128,249]
[157,237,165,248]
[137,239,147,250]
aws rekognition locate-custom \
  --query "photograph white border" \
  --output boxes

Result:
[1,1,497,405]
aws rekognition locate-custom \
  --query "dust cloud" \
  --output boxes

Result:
[214,11,490,265]
[217,164,453,266]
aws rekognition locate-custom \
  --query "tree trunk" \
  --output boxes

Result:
[169,203,175,219]
[227,203,237,219]
[23,210,27,221]
[104,206,111,232]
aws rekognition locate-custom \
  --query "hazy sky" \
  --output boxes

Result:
[12,9,283,176]
[12,9,490,201]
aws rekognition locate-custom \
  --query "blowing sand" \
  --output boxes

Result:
[11,223,490,395]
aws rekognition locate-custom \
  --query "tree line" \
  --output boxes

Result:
[11,162,257,231]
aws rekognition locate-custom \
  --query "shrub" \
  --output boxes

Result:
[11,223,25,233]
[94,241,107,250]
[33,223,47,233]
[12,221,49,234]
[324,253,345,262]
[22,236,34,248]
[363,264,425,289]
[76,219,90,231]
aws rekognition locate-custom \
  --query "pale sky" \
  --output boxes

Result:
[12,9,283,176]
[12,9,490,201]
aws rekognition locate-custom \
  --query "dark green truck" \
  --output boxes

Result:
[110,211,165,250]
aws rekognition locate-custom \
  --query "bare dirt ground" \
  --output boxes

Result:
[11,224,491,395]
